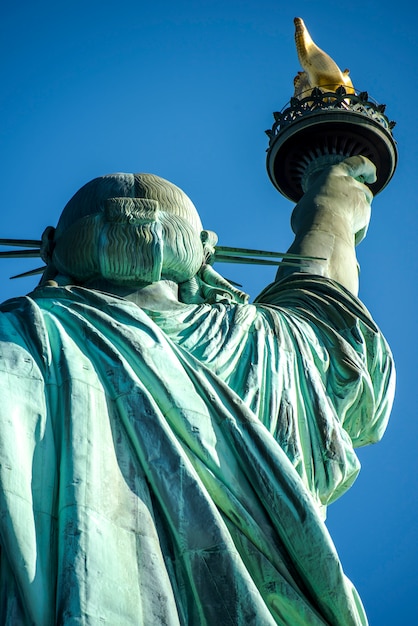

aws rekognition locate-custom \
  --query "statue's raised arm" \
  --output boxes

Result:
[276,155,377,295]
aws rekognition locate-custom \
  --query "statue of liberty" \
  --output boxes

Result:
[0,154,394,625]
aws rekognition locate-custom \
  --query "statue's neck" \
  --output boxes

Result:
[84,278,183,311]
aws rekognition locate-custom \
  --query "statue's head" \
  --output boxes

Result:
[43,173,206,286]
[40,172,248,304]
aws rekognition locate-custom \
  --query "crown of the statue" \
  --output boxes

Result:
[1,169,325,280]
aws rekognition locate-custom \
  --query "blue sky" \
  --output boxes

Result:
[1,1,416,623]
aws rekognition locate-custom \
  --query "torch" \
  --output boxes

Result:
[265,17,397,203]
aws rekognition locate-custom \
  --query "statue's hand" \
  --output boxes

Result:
[326,156,377,244]
[333,154,377,188]
[291,155,377,246]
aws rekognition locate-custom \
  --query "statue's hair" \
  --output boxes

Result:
[52,206,204,286]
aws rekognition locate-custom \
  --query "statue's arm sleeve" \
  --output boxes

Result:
[254,273,395,448]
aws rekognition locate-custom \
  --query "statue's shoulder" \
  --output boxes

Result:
[0,297,46,379]
[0,290,57,322]
[0,295,38,332]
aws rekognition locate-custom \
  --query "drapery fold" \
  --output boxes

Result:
[0,276,394,625]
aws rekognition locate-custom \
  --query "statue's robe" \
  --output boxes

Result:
[0,275,394,625]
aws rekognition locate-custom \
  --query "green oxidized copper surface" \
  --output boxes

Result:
[0,157,395,625]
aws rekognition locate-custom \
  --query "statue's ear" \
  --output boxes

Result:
[201,230,218,264]
[200,230,218,247]
[40,226,56,264]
